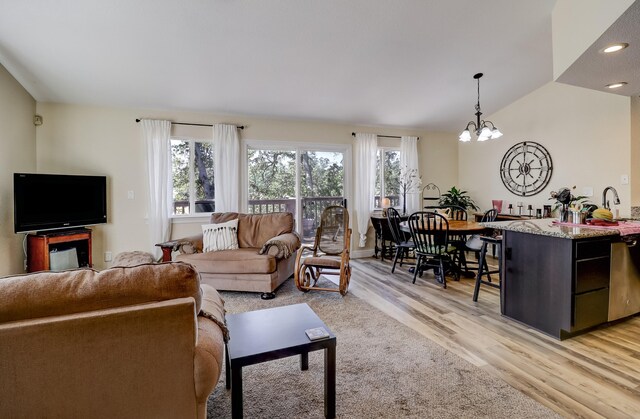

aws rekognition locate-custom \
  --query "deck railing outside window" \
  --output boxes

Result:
[173,200,215,214]
[173,195,399,241]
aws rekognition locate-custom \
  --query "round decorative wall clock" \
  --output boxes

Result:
[499,141,552,197]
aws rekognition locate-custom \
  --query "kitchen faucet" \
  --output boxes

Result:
[602,186,620,210]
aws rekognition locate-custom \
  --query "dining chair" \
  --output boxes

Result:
[463,208,498,273]
[473,234,502,302]
[407,211,457,288]
[445,205,468,221]
[442,205,469,271]
[386,207,415,273]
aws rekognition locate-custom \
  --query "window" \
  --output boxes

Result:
[375,148,400,208]
[171,138,215,215]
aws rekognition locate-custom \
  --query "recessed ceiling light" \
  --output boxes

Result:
[602,43,629,53]
[606,82,627,89]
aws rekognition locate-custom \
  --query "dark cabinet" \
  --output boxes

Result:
[571,239,610,332]
[574,288,609,331]
[502,231,610,339]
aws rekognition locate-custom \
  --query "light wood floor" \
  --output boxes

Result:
[348,256,640,418]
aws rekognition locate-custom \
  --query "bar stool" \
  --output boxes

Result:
[473,235,502,302]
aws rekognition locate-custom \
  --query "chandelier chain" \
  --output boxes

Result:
[476,76,481,111]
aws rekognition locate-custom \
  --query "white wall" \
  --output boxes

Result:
[35,103,458,267]
[459,82,630,217]
[0,64,36,276]
[631,96,640,208]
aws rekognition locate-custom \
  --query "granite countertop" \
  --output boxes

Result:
[481,218,622,239]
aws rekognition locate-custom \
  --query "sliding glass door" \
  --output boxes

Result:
[246,143,348,242]
[300,150,345,241]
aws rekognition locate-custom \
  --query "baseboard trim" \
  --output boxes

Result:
[352,249,375,259]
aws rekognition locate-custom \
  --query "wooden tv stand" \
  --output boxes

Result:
[27,228,92,272]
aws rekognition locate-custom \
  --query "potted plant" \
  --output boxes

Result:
[439,186,479,211]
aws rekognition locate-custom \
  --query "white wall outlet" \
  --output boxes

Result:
[621,175,629,185]
[127,190,135,200]
[582,187,594,197]
[104,251,113,262]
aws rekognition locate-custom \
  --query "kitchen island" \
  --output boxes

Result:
[482,218,640,340]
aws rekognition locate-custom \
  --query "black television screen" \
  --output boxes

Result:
[14,173,108,233]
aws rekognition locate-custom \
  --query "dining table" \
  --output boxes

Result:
[398,219,487,235]
[399,219,489,278]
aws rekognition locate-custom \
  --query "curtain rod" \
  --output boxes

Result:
[351,132,419,140]
[135,119,244,129]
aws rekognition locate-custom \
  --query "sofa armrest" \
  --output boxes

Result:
[259,232,301,259]
[194,316,225,406]
[194,285,226,407]
[198,285,228,341]
[174,234,204,254]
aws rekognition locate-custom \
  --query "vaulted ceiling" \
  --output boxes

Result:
[557,0,640,97]
[1,0,560,131]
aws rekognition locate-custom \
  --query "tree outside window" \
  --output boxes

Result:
[247,149,296,203]
[171,139,214,215]
[375,149,400,208]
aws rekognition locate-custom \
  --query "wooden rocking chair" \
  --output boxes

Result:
[294,205,351,295]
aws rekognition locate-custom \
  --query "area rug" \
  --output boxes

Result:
[207,278,558,418]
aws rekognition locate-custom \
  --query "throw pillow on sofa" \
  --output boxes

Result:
[202,219,239,252]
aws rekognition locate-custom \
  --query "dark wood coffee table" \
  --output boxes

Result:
[225,303,336,418]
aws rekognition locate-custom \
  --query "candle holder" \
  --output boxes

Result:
[508,204,513,214]
[517,202,523,216]
[527,204,533,217]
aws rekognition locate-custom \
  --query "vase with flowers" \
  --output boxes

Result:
[399,166,422,215]
[549,186,588,222]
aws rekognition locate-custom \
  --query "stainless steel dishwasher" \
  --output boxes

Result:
[609,235,640,321]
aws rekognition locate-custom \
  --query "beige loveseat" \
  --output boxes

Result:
[174,212,301,296]
[0,262,227,419]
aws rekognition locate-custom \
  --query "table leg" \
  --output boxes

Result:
[301,351,309,370]
[324,344,336,418]
[231,366,243,419]
[160,246,173,262]
[225,345,231,390]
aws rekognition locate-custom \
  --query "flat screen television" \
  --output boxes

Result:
[14,173,108,233]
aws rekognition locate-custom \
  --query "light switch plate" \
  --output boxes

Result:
[582,187,593,197]
[104,251,112,262]
[127,190,135,200]
[621,175,629,185]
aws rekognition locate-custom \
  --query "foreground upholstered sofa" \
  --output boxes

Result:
[173,212,301,296]
[0,262,227,419]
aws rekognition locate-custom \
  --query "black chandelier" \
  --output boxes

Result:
[458,73,503,142]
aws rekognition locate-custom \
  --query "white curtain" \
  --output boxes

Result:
[354,133,378,247]
[401,136,420,214]
[213,124,240,212]
[141,119,172,259]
